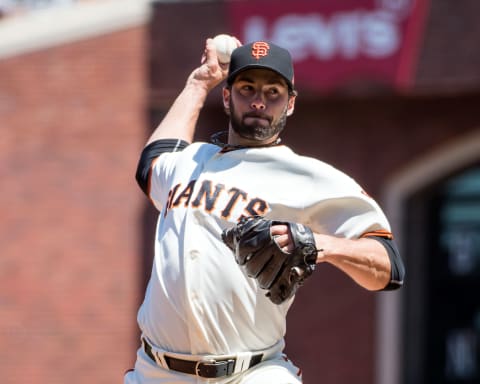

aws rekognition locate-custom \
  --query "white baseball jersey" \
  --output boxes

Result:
[137,142,391,356]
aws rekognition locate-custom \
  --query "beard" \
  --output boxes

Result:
[229,99,288,142]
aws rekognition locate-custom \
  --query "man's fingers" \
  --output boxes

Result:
[271,224,289,236]
[272,226,295,253]
[275,238,294,253]
[204,38,218,66]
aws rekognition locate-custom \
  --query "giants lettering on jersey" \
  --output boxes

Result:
[163,178,269,221]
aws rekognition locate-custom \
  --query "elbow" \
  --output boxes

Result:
[383,256,405,290]
[369,236,405,291]
[382,239,405,291]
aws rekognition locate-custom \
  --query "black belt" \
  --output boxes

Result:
[143,338,263,378]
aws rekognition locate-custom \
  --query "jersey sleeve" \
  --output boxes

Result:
[366,236,405,290]
[135,139,189,209]
[302,162,392,239]
[305,195,391,239]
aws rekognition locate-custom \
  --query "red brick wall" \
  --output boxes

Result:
[0,26,147,383]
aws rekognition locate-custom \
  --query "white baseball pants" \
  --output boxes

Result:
[124,345,303,384]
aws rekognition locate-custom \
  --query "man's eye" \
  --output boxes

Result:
[238,85,251,93]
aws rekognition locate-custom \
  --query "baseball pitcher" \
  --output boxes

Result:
[124,36,405,383]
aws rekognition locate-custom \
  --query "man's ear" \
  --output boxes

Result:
[286,94,296,116]
[222,87,231,115]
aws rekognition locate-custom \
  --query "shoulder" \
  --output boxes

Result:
[155,141,220,162]
[274,146,372,200]
[275,146,354,179]
[184,141,220,155]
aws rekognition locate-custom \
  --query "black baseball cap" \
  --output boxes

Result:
[227,41,295,90]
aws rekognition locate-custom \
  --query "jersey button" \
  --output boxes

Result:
[189,250,200,260]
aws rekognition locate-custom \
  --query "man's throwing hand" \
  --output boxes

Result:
[187,37,241,93]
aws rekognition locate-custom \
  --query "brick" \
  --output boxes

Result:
[0,27,147,383]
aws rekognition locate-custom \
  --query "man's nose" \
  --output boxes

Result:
[251,94,266,110]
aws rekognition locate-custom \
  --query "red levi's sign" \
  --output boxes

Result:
[227,0,430,92]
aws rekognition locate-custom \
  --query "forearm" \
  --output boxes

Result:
[146,82,209,146]
[314,234,391,291]
[145,37,230,146]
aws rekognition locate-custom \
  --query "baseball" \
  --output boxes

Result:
[212,34,237,64]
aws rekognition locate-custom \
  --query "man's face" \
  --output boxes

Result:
[224,69,295,145]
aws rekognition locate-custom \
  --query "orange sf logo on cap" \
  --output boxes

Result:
[251,42,270,59]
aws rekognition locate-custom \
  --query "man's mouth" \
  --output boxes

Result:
[243,113,271,123]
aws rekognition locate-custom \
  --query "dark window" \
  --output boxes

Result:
[404,164,480,384]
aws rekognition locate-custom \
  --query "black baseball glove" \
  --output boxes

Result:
[222,216,318,304]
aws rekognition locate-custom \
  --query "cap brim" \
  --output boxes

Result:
[227,65,294,90]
